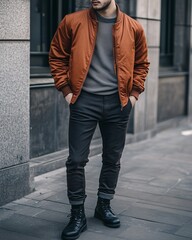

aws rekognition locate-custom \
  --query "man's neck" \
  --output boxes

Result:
[97,2,117,19]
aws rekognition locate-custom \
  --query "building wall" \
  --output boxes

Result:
[0,0,33,206]
[134,0,160,133]
[182,0,192,116]
[30,84,69,158]
[157,0,191,121]
[189,0,192,115]
[158,75,187,122]
[1,0,192,206]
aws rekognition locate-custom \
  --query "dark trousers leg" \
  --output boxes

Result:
[98,96,132,200]
[66,90,132,204]
[66,92,101,205]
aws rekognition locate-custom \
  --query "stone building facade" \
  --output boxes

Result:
[1,0,192,205]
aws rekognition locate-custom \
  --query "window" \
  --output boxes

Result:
[160,0,175,67]
[30,0,75,77]
[126,0,136,17]
[115,0,136,17]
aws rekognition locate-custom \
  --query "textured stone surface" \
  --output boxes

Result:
[148,20,161,47]
[0,0,31,206]
[0,229,40,240]
[188,0,192,26]
[137,19,148,40]
[119,225,190,240]
[134,88,146,133]
[136,0,148,18]
[0,208,15,221]
[175,220,192,238]
[134,0,161,133]
[158,76,186,122]
[148,0,161,19]
[0,0,30,39]
[145,48,159,130]
[138,19,148,33]
[189,27,192,115]
[174,26,190,71]
[171,0,192,74]
[122,206,192,226]
[0,163,31,206]
[132,19,148,133]
[30,87,69,158]
[0,214,63,239]
[0,42,30,169]
[115,0,130,13]
[175,0,188,25]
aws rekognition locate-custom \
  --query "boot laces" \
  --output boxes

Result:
[101,201,115,214]
[68,208,83,223]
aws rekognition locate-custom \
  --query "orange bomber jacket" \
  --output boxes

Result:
[49,5,150,107]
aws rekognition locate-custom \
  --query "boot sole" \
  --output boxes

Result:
[94,211,120,228]
[61,223,87,240]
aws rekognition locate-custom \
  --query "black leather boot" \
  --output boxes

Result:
[94,198,120,228]
[61,205,87,240]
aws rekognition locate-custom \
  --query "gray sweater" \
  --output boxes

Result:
[82,13,118,95]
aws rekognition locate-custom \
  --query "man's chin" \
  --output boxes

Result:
[91,4,101,10]
[91,1,112,12]
[92,6,101,10]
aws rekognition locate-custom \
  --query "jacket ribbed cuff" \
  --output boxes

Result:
[130,89,139,100]
[60,85,72,97]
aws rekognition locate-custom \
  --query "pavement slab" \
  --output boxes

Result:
[121,206,192,226]
[0,214,63,239]
[1,121,192,239]
[0,229,41,240]
[118,225,191,240]
[0,208,15,221]
[175,220,192,238]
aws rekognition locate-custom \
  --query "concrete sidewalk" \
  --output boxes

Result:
[1,120,192,240]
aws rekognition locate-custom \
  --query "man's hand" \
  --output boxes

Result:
[129,95,137,107]
[65,93,73,105]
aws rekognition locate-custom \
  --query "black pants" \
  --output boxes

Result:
[66,90,132,205]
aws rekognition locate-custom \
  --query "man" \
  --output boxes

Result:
[49,0,149,239]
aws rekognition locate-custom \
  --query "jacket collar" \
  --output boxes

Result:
[89,4,123,23]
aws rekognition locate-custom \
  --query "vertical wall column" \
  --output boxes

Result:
[188,0,192,116]
[134,0,161,133]
[0,0,32,205]
[174,0,190,71]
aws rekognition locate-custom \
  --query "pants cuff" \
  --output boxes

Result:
[69,194,87,205]
[98,192,114,200]
[69,200,85,205]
